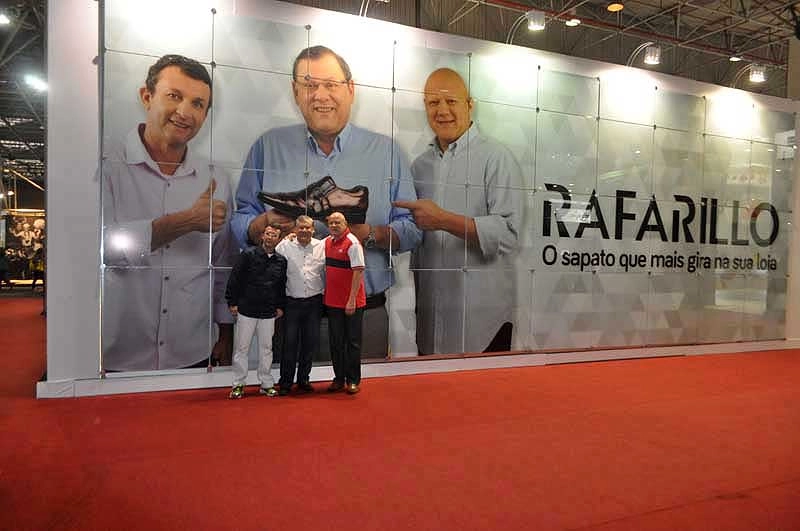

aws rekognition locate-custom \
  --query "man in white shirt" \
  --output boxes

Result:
[276,215,326,394]
[102,54,236,371]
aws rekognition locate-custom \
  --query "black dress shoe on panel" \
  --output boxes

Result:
[257,175,369,225]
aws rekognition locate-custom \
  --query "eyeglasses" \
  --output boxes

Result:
[295,76,350,93]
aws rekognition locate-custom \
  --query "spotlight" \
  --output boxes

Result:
[0,13,10,25]
[729,55,742,62]
[643,45,661,65]
[24,74,47,92]
[607,3,624,12]
[525,10,546,31]
[749,64,766,83]
[564,8,580,27]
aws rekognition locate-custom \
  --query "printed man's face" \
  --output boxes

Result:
[423,70,473,151]
[292,53,355,140]
[140,66,210,150]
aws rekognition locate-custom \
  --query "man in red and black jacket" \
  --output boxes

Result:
[225,223,287,399]
[323,212,366,395]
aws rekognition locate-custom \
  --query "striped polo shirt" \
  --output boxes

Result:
[324,229,366,309]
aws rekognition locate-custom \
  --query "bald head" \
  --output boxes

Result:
[326,211,348,239]
[423,68,474,151]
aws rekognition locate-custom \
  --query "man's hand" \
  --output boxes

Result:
[188,179,227,232]
[150,179,228,251]
[393,199,448,231]
[228,305,238,317]
[247,210,295,244]
[394,199,478,244]
[211,323,233,366]
[276,308,284,319]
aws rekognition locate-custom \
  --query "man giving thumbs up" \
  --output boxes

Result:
[101,54,238,372]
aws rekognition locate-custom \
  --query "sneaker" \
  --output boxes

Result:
[259,386,279,397]
[229,384,245,399]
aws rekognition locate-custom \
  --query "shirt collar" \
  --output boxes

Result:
[331,227,351,242]
[124,124,199,178]
[431,122,478,157]
[307,122,352,156]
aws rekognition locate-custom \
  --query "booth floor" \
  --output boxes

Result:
[2,296,799,530]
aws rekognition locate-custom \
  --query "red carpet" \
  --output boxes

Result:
[1,296,799,530]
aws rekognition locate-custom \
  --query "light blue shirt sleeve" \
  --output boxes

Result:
[231,138,266,249]
[388,150,423,253]
[473,147,522,259]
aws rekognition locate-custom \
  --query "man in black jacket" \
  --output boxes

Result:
[225,223,287,399]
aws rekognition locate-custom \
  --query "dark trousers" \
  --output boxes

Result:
[326,306,364,385]
[279,295,322,388]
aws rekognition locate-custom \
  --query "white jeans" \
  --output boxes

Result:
[231,314,275,388]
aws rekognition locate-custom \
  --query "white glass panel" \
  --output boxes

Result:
[597,120,653,197]
[539,69,599,116]
[535,112,597,194]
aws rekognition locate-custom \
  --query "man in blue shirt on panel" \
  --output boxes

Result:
[396,68,522,355]
[231,45,422,359]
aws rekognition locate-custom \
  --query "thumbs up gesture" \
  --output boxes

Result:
[189,179,227,232]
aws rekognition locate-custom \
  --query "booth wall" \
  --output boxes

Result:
[44,0,800,393]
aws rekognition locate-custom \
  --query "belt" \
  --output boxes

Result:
[287,294,323,302]
[365,292,386,310]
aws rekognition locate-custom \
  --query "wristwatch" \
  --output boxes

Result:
[364,226,376,249]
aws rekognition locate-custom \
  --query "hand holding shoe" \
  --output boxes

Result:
[247,210,295,245]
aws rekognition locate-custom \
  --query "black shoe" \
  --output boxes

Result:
[278,386,291,396]
[258,175,369,225]
[327,380,345,393]
[297,382,315,393]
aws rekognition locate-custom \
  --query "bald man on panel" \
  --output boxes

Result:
[396,68,523,355]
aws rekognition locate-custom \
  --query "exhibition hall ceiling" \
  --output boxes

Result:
[290,0,797,95]
[1,0,799,190]
[0,0,45,196]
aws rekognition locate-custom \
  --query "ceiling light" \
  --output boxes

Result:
[24,74,47,92]
[643,45,661,65]
[607,3,624,12]
[6,190,13,196]
[525,10,546,31]
[729,55,742,62]
[565,18,581,27]
[0,13,10,25]
[749,64,766,83]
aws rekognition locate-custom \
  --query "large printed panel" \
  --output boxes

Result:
[102,266,215,371]
[104,0,213,61]
[100,0,795,375]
